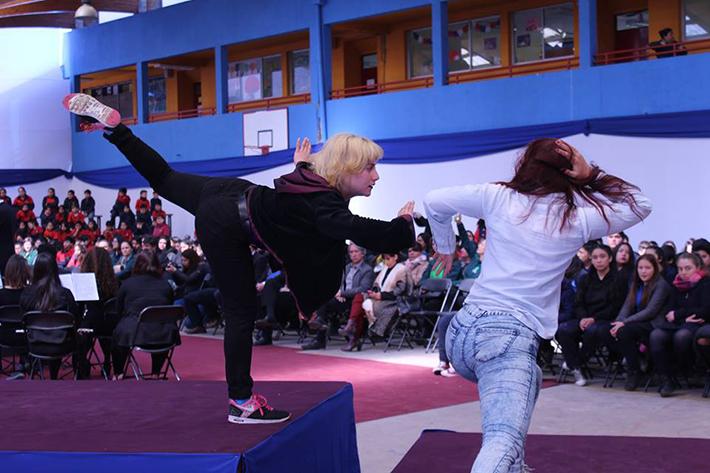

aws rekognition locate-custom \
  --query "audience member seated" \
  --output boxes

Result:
[343,253,411,350]
[16,203,36,224]
[110,188,130,227]
[614,242,635,289]
[301,243,375,350]
[65,241,87,271]
[167,249,207,300]
[692,238,710,271]
[111,251,175,380]
[19,252,81,379]
[150,191,161,212]
[113,240,136,280]
[556,244,626,386]
[649,252,710,397]
[603,255,672,391]
[253,272,290,345]
[81,189,95,219]
[63,190,80,213]
[42,188,59,213]
[78,247,119,378]
[135,190,150,213]
[152,215,170,238]
[13,186,34,210]
[19,237,37,266]
[404,243,429,289]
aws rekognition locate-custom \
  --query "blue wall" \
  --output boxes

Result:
[65,0,710,173]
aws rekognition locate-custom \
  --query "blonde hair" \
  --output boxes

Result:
[308,133,383,191]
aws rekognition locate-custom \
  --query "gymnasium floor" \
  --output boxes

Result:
[172,333,709,472]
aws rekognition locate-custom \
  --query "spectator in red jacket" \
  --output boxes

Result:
[116,221,134,242]
[44,221,62,242]
[56,238,75,267]
[135,189,150,212]
[80,219,101,244]
[110,187,131,227]
[151,214,170,238]
[151,202,167,221]
[16,203,36,223]
[103,221,116,242]
[13,187,34,210]
[42,187,59,213]
[55,205,66,224]
[27,220,43,238]
[67,205,86,225]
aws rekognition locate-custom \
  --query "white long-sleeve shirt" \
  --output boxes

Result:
[423,183,652,339]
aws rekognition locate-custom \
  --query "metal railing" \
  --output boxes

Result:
[227,94,311,113]
[148,107,216,123]
[594,37,710,65]
[330,76,434,100]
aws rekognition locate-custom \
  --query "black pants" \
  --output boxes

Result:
[649,324,700,377]
[556,320,612,370]
[312,298,351,344]
[602,322,652,372]
[695,325,710,368]
[108,125,256,399]
[184,288,220,328]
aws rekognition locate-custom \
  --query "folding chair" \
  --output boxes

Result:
[426,278,476,353]
[123,305,185,381]
[0,305,26,375]
[84,298,118,380]
[23,311,77,380]
[385,278,452,352]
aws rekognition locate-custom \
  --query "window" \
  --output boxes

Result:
[615,11,648,32]
[470,16,501,68]
[684,0,710,40]
[227,55,282,103]
[288,49,310,95]
[85,81,133,118]
[448,22,470,73]
[407,28,433,78]
[513,3,574,64]
[148,77,166,113]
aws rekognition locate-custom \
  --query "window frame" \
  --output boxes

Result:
[682,0,710,41]
[228,54,284,104]
[511,2,576,65]
[406,26,434,79]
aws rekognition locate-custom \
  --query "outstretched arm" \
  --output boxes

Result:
[294,137,311,165]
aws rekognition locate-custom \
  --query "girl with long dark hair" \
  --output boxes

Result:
[424,138,650,472]
[20,252,81,379]
[65,94,414,424]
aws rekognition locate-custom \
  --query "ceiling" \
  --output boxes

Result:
[0,0,139,28]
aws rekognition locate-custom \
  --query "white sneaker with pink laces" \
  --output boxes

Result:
[62,93,122,128]
[228,394,291,424]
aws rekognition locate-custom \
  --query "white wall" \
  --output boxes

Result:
[10,133,708,249]
[0,29,71,171]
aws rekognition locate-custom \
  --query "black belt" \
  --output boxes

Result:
[236,188,260,246]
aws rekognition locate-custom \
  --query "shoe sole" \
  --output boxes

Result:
[63,93,121,127]
[227,414,291,424]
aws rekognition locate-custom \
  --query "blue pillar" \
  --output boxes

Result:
[578,0,597,68]
[70,75,81,131]
[215,45,229,114]
[310,0,330,142]
[431,0,448,87]
[136,61,149,124]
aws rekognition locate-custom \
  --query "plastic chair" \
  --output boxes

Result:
[23,311,77,380]
[123,305,185,381]
[385,278,453,352]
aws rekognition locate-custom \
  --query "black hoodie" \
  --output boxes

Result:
[248,162,414,315]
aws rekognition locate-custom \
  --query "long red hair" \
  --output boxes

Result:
[501,138,644,231]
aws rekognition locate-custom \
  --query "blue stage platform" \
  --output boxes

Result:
[0,381,359,473]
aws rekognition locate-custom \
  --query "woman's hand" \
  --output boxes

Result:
[432,252,454,278]
[367,290,382,301]
[666,311,675,323]
[555,140,594,183]
[294,137,311,164]
[610,321,624,338]
[579,317,595,331]
[398,201,415,218]
[686,314,704,324]
[454,213,462,223]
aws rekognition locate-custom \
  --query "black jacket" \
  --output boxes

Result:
[616,277,673,328]
[670,276,710,322]
[574,270,626,322]
[113,274,175,347]
[248,163,414,315]
[0,202,16,273]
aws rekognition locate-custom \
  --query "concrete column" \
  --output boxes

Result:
[578,0,598,68]
[215,45,229,114]
[136,61,149,124]
[431,0,449,86]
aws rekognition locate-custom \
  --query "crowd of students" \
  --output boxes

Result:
[556,232,710,398]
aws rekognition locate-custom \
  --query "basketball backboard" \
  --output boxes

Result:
[243,108,288,156]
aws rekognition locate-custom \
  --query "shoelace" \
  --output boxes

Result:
[251,394,274,415]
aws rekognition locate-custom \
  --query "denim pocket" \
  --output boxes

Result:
[471,326,519,362]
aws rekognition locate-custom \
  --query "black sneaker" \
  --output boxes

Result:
[228,395,291,424]
[624,371,641,391]
[660,377,674,398]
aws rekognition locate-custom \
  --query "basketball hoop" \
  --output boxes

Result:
[244,145,272,155]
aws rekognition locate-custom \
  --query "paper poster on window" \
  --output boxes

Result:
[517,34,531,48]
[484,38,497,50]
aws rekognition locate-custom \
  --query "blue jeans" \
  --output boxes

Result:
[446,305,542,473]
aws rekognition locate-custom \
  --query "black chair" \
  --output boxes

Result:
[123,305,185,381]
[84,297,119,380]
[385,278,453,352]
[23,311,77,380]
[0,305,26,375]
[426,278,476,353]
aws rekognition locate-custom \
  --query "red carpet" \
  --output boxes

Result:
[147,336,555,422]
